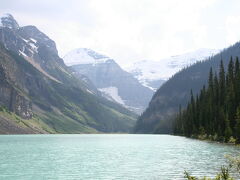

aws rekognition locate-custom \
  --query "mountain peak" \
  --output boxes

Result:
[125,48,220,91]
[63,48,112,66]
[0,13,19,30]
[83,48,109,59]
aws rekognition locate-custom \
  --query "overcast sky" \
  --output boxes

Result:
[1,0,240,66]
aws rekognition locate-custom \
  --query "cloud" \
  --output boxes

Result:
[1,0,240,66]
[225,15,240,46]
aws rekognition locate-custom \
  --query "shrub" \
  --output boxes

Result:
[184,167,234,180]
[228,137,236,144]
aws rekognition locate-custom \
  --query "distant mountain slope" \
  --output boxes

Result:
[0,14,137,134]
[64,48,154,114]
[125,49,219,91]
[135,42,240,133]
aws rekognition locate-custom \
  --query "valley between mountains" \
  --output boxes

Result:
[0,14,224,134]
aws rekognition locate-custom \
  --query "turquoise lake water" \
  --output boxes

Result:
[0,134,239,180]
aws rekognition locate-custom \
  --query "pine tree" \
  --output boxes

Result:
[235,57,239,77]
[173,57,240,143]
[219,60,225,107]
[208,68,214,134]
[213,73,219,134]
[228,57,234,83]
[235,107,240,143]
[218,107,225,138]
[224,117,232,142]
[235,57,240,107]
[226,58,236,131]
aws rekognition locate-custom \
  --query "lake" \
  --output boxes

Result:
[0,134,239,180]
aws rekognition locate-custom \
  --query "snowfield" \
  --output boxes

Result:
[63,48,111,66]
[98,86,125,105]
[124,48,220,90]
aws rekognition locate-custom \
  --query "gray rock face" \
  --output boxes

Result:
[0,14,94,91]
[0,14,136,133]
[0,16,65,82]
[0,14,62,119]
[64,48,154,114]
[18,26,58,55]
[0,63,32,119]
[0,14,19,30]
[9,89,33,119]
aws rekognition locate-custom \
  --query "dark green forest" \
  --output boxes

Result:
[173,57,240,143]
[135,41,240,134]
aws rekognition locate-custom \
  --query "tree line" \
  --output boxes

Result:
[173,56,240,143]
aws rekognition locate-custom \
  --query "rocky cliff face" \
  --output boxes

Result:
[0,81,32,119]
[0,51,32,119]
[64,48,154,114]
[0,14,137,133]
[0,14,65,83]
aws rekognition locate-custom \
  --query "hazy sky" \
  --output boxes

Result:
[1,0,240,66]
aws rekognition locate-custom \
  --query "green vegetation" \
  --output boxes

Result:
[0,107,56,133]
[173,57,240,143]
[184,155,240,180]
[135,42,240,134]
[184,167,234,180]
[0,43,137,134]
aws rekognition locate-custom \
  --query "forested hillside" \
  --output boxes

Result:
[135,41,240,134]
[174,57,240,143]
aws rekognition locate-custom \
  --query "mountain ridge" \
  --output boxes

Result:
[135,42,240,133]
[64,48,154,114]
[0,14,137,134]
[125,48,220,91]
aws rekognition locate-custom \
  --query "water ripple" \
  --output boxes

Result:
[0,134,239,180]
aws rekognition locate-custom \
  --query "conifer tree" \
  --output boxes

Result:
[235,57,240,107]
[235,107,240,143]
[219,60,225,106]
[224,117,232,142]
[173,57,240,143]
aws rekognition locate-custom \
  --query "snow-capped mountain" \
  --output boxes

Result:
[64,48,111,66]
[125,48,220,91]
[64,48,154,114]
[0,14,137,133]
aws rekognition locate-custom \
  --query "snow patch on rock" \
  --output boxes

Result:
[19,50,28,57]
[29,42,38,53]
[86,89,94,95]
[98,86,125,105]
[30,38,37,43]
